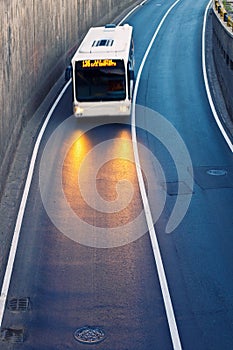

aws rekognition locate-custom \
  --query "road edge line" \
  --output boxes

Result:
[118,0,149,25]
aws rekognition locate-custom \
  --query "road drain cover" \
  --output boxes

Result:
[207,169,227,176]
[74,326,105,344]
[8,297,30,311]
[1,328,24,343]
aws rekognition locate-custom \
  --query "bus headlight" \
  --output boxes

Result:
[74,106,84,116]
[120,105,130,113]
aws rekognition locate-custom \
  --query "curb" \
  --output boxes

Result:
[205,8,233,142]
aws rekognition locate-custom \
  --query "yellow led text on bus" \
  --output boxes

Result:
[82,59,117,68]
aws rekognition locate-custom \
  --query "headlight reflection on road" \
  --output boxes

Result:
[62,126,143,230]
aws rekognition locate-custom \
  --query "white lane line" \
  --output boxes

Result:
[202,0,233,152]
[131,1,183,349]
[0,80,71,327]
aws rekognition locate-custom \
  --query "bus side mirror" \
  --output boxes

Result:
[129,69,134,81]
[65,65,72,81]
[129,70,135,99]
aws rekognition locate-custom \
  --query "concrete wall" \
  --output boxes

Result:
[212,9,233,120]
[0,0,137,195]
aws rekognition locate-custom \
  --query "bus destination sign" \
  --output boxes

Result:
[82,59,117,68]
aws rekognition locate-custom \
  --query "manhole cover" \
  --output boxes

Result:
[74,326,105,344]
[192,166,233,189]
[207,169,227,176]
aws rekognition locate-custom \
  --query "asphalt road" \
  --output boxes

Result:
[1,0,233,349]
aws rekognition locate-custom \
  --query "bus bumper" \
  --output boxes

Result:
[73,101,131,117]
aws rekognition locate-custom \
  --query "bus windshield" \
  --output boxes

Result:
[75,59,126,102]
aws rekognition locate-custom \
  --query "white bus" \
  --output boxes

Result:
[69,24,134,117]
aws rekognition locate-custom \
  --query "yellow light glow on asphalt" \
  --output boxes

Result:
[62,127,143,229]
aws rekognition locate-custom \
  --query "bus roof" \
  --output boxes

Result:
[72,24,133,62]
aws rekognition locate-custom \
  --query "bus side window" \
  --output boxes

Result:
[129,39,135,70]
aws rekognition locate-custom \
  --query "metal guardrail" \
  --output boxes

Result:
[214,0,233,31]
